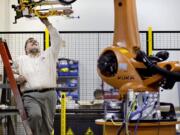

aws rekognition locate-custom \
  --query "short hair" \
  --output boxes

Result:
[94,89,104,99]
[24,37,37,55]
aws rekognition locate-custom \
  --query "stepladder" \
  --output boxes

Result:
[0,39,33,135]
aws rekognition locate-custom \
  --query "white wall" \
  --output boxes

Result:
[137,0,180,30]
[0,0,10,31]
[6,0,180,31]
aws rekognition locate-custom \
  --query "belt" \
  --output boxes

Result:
[22,88,55,94]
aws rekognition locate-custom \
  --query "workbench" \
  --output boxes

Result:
[96,120,180,135]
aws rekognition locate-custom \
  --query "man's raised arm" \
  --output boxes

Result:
[40,18,64,58]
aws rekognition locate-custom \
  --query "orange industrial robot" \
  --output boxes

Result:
[97,0,180,134]
[97,0,180,98]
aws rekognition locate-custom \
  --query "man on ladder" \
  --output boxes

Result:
[12,17,64,135]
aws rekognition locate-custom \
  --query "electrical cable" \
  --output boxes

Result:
[129,94,148,135]
[132,97,146,135]
[125,97,130,135]
[129,99,156,120]
[116,122,125,135]
[134,98,149,135]
[132,94,159,135]
[134,112,143,135]
[127,100,137,119]
[125,95,131,135]
[125,119,130,135]
[125,97,137,135]
[116,99,126,135]
[111,118,121,126]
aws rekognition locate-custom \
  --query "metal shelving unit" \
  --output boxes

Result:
[56,58,79,100]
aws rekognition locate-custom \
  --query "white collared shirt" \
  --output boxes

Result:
[14,25,63,92]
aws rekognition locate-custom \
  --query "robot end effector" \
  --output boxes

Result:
[12,0,77,24]
[97,48,180,98]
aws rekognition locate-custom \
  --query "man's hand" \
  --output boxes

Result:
[63,9,73,16]
[17,75,26,84]
[39,18,52,27]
